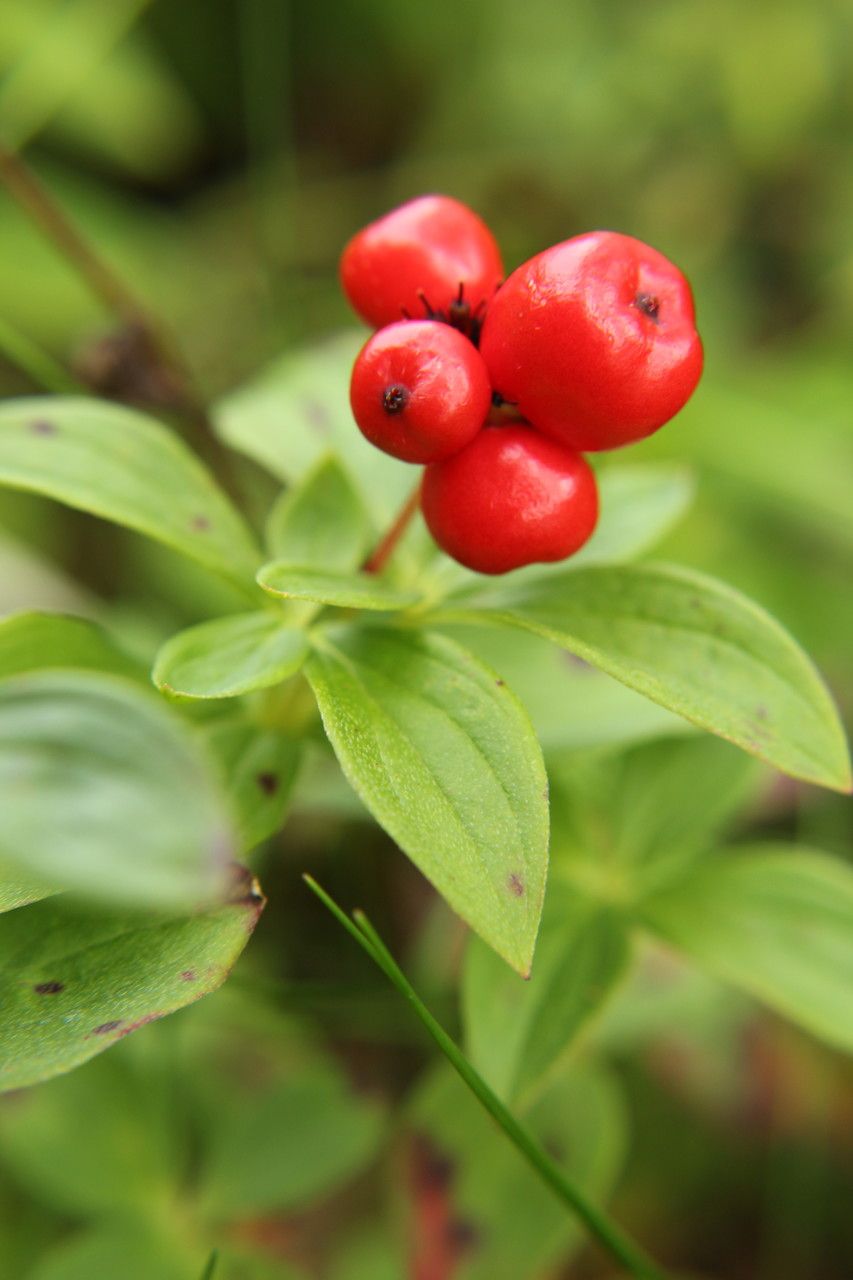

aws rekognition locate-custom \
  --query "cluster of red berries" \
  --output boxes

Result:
[341,196,703,575]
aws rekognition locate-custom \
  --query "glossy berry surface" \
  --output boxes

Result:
[340,195,504,331]
[421,424,598,574]
[350,320,491,464]
[480,231,703,451]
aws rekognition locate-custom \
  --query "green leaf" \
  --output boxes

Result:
[258,564,420,612]
[0,610,141,680]
[26,1221,194,1280]
[575,463,694,566]
[153,612,310,701]
[199,1059,385,1217]
[203,720,302,852]
[305,627,549,974]
[213,332,412,519]
[642,846,853,1053]
[0,873,263,1091]
[463,889,630,1106]
[0,670,235,909]
[266,454,372,568]
[440,624,686,752]
[547,735,760,893]
[0,862,58,914]
[449,562,850,792]
[409,1063,627,1280]
[0,1052,178,1215]
[0,397,260,591]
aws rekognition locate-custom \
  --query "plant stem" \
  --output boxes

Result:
[363,481,422,575]
[0,140,160,330]
[303,876,671,1280]
[0,142,242,497]
[0,315,81,393]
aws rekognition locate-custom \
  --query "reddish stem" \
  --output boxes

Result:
[363,480,422,575]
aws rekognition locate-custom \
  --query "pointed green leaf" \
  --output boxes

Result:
[0,610,141,681]
[463,888,630,1106]
[266,454,372,567]
[452,562,850,792]
[203,721,302,852]
[0,873,264,1091]
[153,612,309,701]
[642,846,853,1053]
[0,670,235,908]
[258,564,420,611]
[0,397,260,590]
[305,627,549,974]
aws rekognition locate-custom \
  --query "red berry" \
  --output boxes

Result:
[340,195,504,331]
[421,424,598,574]
[480,231,703,451]
[350,320,491,464]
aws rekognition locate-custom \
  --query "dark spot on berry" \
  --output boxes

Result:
[448,1218,482,1252]
[507,873,525,898]
[190,514,211,532]
[382,384,408,415]
[634,292,660,323]
[180,969,197,982]
[29,419,56,435]
[256,771,278,795]
[93,1020,122,1035]
[34,981,64,995]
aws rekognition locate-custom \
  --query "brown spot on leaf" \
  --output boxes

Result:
[93,1020,122,1035]
[507,873,525,898]
[448,1218,482,1252]
[495,678,505,687]
[303,399,330,433]
[180,970,197,982]
[755,705,769,722]
[544,1135,566,1162]
[29,419,56,436]
[34,981,64,995]
[561,651,591,672]
[190,514,211,532]
[412,1134,455,1191]
[256,771,278,795]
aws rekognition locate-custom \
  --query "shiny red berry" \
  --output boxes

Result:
[350,320,491,464]
[479,231,703,451]
[421,424,598,574]
[340,195,504,331]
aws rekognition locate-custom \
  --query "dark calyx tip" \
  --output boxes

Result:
[382,384,409,415]
[634,292,661,323]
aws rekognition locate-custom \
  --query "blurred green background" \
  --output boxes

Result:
[0,1,851,1277]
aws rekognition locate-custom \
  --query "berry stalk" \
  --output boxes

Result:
[363,481,422,575]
